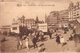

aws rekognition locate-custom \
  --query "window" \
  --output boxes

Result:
[12,27,17,30]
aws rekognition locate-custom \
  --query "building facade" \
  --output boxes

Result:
[46,11,58,26]
[68,2,80,21]
[58,10,69,27]
[11,18,19,33]
[0,25,11,35]
[25,19,35,28]
[59,10,69,22]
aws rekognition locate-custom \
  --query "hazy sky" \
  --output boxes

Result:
[0,0,80,26]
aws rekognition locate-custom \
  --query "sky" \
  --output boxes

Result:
[0,0,80,26]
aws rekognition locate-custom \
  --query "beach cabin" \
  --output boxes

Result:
[75,18,80,34]
[11,24,19,34]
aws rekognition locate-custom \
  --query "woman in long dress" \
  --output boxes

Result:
[60,36,65,47]
[25,37,29,49]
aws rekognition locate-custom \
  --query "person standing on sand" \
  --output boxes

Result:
[56,34,60,44]
[32,36,38,49]
[60,36,65,47]
[17,35,23,50]
[48,28,53,39]
[25,36,29,49]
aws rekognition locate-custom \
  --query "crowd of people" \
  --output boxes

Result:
[47,25,80,48]
[5,24,80,51]
[55,28,80,47]
[17,26,65,49]
[1,21,80,52]
[17,24,44,50]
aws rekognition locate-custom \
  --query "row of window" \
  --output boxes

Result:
[25,23,35,24]
[69,10,80,18]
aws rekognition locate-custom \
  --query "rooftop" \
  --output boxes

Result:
[25,19,35,21]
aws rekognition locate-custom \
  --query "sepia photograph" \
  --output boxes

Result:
[0,0,80,53]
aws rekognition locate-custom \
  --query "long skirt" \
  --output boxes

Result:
[25,41,29,48]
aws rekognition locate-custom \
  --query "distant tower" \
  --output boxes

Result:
[12,18,16,24]
[35,16,39,23]
[45,14,47,23]
[21,15,25,24]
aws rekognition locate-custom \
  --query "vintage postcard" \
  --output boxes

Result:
[0,0,80,53]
